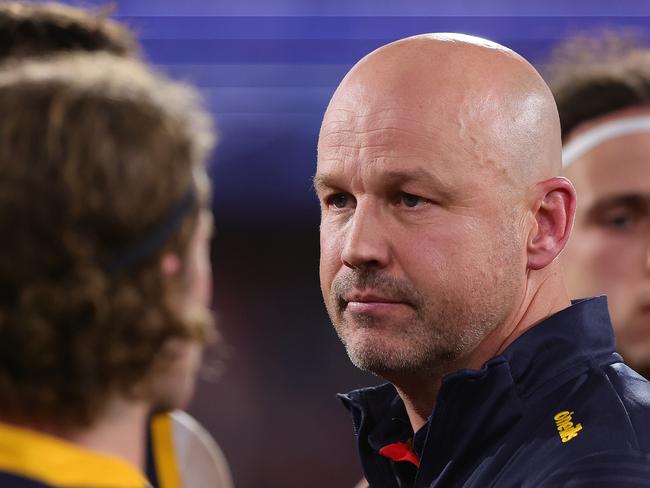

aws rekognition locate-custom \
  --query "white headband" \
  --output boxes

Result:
[562,115,650,167]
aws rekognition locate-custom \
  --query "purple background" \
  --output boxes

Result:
[53,1,650,486]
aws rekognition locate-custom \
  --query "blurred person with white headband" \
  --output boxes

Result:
[547,33,650,377]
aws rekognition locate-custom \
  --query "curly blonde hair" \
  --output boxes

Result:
[0,1,137,60]
[0,53,215,427]
[543,30,650,139]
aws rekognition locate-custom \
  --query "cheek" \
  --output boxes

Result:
[401,222,482,272]
[196,251,212,305]
[407,217,521,291]
[593,243,629,284]
[319,225,342,288]
[152,339,203,410]
[189,235,213,308]
[392,231,461,298]
[564,229,635,295]
[399,238,439,272]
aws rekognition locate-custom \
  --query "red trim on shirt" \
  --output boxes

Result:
[378,441,421,468]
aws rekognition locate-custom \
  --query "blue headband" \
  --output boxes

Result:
[105,188,196,274]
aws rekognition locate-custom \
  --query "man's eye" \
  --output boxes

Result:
[607,216,631,228]
[399,193,425,208]
[597,210,641,231]
[329,193,350,209]
[603,214,635,230]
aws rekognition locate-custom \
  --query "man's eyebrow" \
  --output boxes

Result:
[312,173,339,194]
[313,167,453,196]
[596,193,650,207]
[380,168,441,186]
[381,168,455,201]
[588,193,650,212]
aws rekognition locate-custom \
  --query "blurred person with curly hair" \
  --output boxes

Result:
[0,52,216,487]
[0,4,234,487]
[545,32,650,378]
[0,1,138,59]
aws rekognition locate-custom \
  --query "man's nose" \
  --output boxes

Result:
[642,217,650,275]
[645,232,650,275]
[340,203,390,270]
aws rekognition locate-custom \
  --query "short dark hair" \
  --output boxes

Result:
[0,2,137,61]
[543,31,650,140]
[0,53,215,427]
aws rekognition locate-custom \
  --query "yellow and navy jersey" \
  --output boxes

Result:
[146,410,233,488]
[0,421,149,488]
[0,473,51,487]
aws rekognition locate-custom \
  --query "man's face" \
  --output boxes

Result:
[154,209,214,411]
[562,119,650,372]
[184,209,214,310]
[316,100,526,379]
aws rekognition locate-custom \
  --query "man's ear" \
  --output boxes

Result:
[161,252,181,276]
[527,177,576,270]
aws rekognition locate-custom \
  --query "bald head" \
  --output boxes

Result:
[317,34,576,385]
[320,34,562,191]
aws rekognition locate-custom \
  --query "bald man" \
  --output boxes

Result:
[315,33,650,487]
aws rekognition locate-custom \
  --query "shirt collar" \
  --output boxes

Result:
[342,297,615,411]
[340,297,617,484]
[0,421,150,487]
[501,296,617,396]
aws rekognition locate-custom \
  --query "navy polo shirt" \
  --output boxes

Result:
[340,297,650,487]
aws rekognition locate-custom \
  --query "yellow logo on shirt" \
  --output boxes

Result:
[554,411,582,443]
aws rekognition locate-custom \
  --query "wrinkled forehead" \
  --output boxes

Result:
[319,50,525,154]
[317,87,513,188]
[317,111,514,206]
[319,104,452,149]
[316,40,557,191]
[319,57,489,152]
[323,110,459,164]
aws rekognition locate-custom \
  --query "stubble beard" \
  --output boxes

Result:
[327,244,521,381]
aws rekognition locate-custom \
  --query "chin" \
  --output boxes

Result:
[344,333,419,375]
[151,398,185,414]
[151,379,196,413]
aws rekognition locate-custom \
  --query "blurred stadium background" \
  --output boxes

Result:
[52,1,650,486]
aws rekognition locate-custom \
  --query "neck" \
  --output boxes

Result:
[395,377,441,434]
[8,397,149,470]
[70,399,149,468]
[392,265,571,434]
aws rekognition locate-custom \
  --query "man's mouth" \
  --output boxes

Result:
[341,290,408,314]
